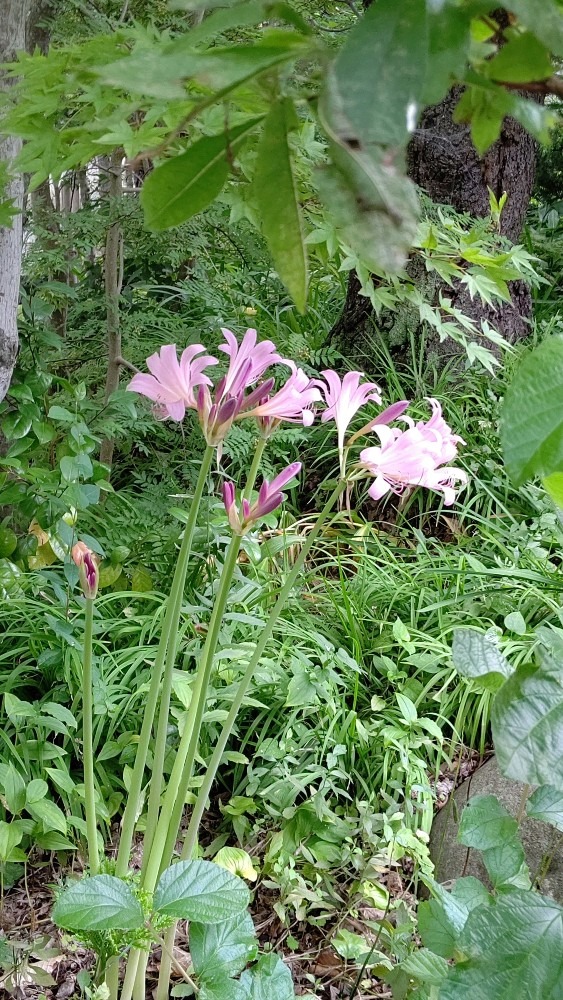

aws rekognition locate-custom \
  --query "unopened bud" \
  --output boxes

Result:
[72,541,99,600]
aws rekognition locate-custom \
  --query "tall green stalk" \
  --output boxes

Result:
[115,445,214,878]
[124,441,266,1000]
[142,438,266,890]
[141,534,243,895]
[83,598,98,875]
[140,584,187,870]
[154,480,345,1000]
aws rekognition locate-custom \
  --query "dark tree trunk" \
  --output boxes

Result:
[331,83,538,367]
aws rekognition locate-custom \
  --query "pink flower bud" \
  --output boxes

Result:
[72,542,99,600]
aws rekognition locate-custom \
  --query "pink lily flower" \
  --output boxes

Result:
[417,397,465,463]
[223,462,302,535]
[318,370,381,472]
[128,344,218,421]
[359,401,467,506]
[218,328,283,396]
[243,363,321,433]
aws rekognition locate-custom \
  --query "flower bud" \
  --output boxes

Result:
[72,541,99,600]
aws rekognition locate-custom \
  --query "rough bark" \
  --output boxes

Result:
[330,9,538,368]
[26,1,72,339]
[0,0,31,401]
[26,0,55,54]
[99,149,124,471]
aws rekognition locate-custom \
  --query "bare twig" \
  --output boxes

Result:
[116,355,139,374]
[501,74,563,101]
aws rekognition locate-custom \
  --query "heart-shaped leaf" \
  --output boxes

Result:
[441,890,563,999]
[526,785,563,832]
[154,860,250,922]
[501,337,563,486]
[492,654,563,789]
[52,875,144,931]
[452,629,512,686]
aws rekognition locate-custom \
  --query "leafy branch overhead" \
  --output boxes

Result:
[2,0,561,308]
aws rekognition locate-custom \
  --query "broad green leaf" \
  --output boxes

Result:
[254,99,308,312]
[417,898,458,960]
[505,0,563,58]
[504,611,527,636]
[165,37,309,91]
[458,795,518,851]
[527,785,563,832]
[400,948,449,986]
[141,118,263,231]
[26,779,49,805]
[98,562,123,589]
[42,703,77,729]
[459,796,530,888]
[0,197,18,227]
[154,860,250,922]
[35,831,77,851]
[190,912,257,980]
[321,0,429,149]
[452,629,512,686]
[240,953,295,999]
[4,693,35,721]
[492,654,563,788]
[32,420,55,444]
[27,797,68,835]
[441,890,563,999]
[53,875,145,931]
[2,405,37,441]
[2,765,26,814]
[418,878,492,959]
[0,821,24,863]
[199,980,250,1000]
[315,142,419,275]
[485,32,553,84]
[501,337,563,485]
[47,405,75,422]
[544,471,563,508]
[332,928,371,962]
[45,767,76,795]
[482,840,531,890]
[60,453,93,482]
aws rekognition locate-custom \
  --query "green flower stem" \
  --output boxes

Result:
[140,584,188,871]
[155,480,345,1000]
[126,442,267,1000]
[83,597,98,875]
[182,479,344,858]
[116,445,214,878]
[140,438,266,893]
[141,534,243,894]
[243,438,266,500]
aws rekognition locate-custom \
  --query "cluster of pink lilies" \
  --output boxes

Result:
[128,328,467,532]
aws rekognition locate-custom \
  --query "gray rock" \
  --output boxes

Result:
[429,757,563,901]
